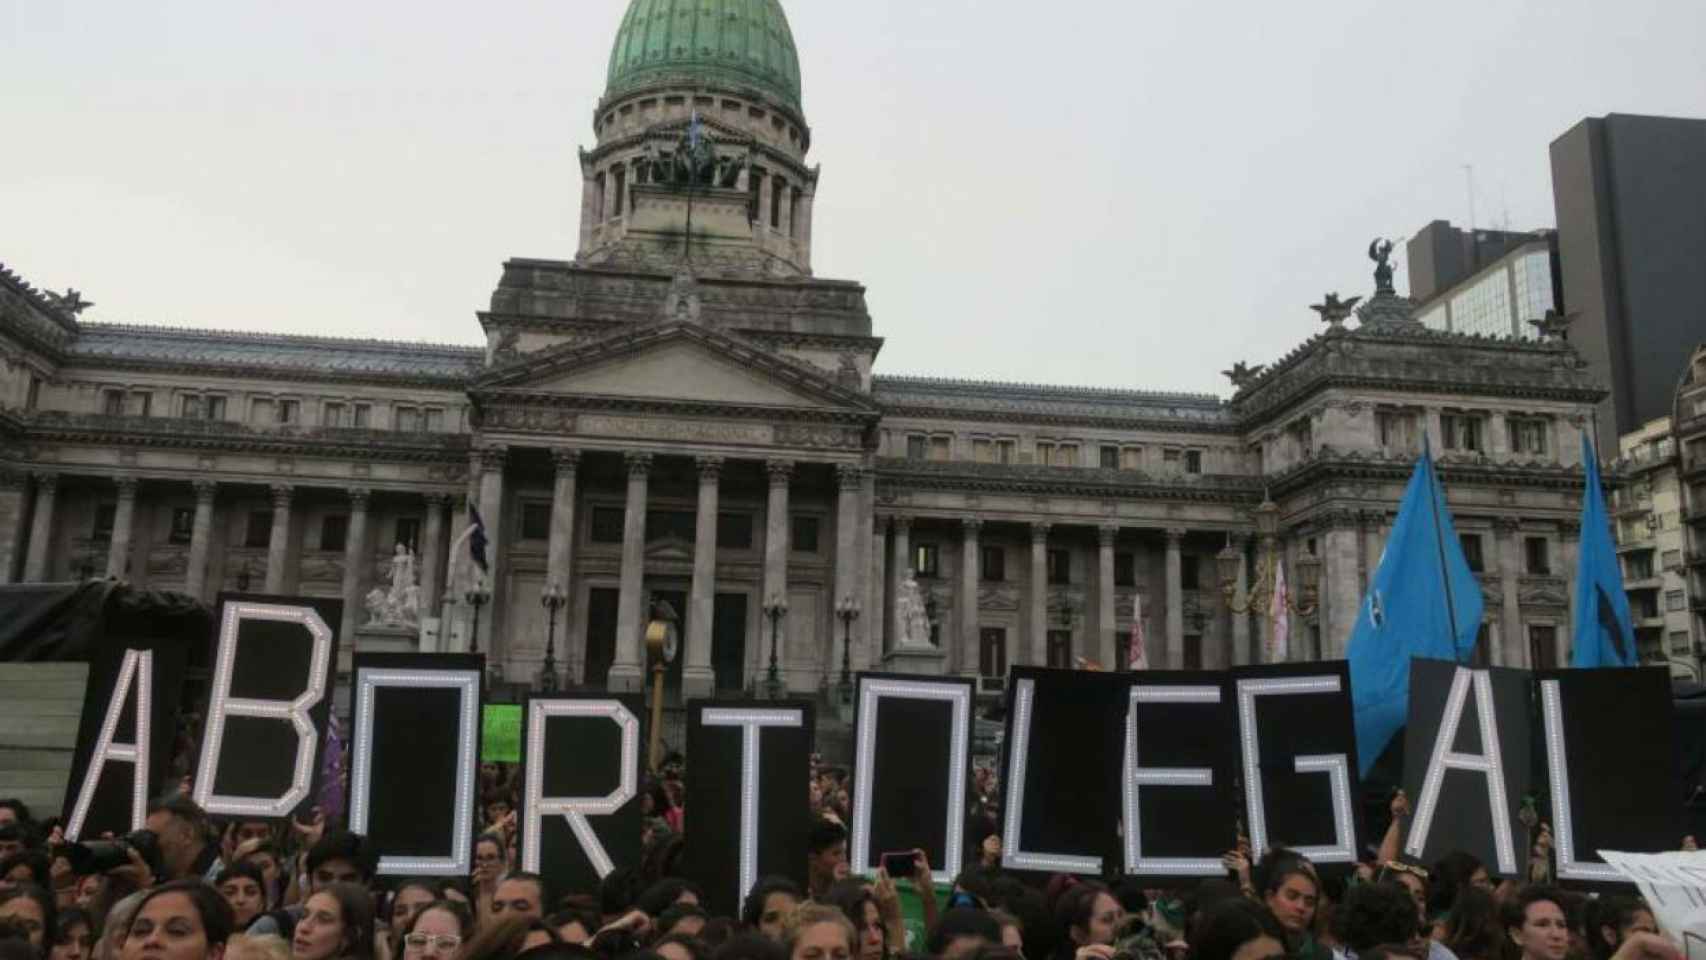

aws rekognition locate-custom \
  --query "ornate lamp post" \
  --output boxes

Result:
[1216,497,1322,622]
[538,582,566,693]
[763,595,788,700]
[644,604,677,771]
[835,596,860,718]
[465,580,491,657]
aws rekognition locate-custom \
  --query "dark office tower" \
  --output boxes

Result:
[1551,114,1706,452]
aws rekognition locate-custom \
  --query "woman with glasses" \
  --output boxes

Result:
[399,901,473,960]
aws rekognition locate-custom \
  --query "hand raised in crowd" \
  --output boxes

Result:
[108,843,156,890]
[1610,932,1683,960]
[597,909,653,941]
[291,808,327,849]
[1075,945,1118,960]
[872,868,903,924]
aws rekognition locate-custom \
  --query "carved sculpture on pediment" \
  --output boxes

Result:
[836,353,861,390]
[663,271,704,324]
[364,543,421,630]
[978,583,1021,612]
[492,328,522,365]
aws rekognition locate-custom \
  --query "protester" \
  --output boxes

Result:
[1439,887,1503,960]
[472,838,506,924]
[929,909,1004,960]
[1052,882,1125,960]
[1503,888,1571,960]
[740,879,801,943]
[781,907,854,960]
[49,907,92,960]
[0,885,55,956]
[1333,884,1419,960]
[805,824,848,901]
[290,885,374,960]
[216,864,268,932]
[461,916,559,960]
[120,880,236,960]
[399,901,473,960]
[1428,854,1490,924]
[225,935,291,960]
[822,883,884,960]
[1586,897,1657,960]
[546,899,600,946]
[1252,853,1326,960]
[491,875,549,924]
[386,882,440,939]
[654,932,711,960]
[1377,863,1429,928]
[1189,900,1287,960]
[144,799,221,884]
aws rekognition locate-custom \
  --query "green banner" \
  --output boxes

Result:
[482,704,522,763]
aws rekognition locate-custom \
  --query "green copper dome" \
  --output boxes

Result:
[606,0,802,112]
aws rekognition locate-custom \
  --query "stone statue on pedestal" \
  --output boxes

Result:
[364,543,421,629]
[896,569,933,647]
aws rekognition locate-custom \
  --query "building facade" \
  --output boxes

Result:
[1611,415,1704,675]
[1551,113,1706,450]
[1676,347,1706,666]
[0,0,1611,710]
[1406,222,1560,340]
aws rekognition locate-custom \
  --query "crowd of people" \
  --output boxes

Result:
[0,766,1687,960]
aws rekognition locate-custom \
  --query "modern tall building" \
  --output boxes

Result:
[1406,221,1560,340]
[1551,114,1706,451]
[0,0,1609,725]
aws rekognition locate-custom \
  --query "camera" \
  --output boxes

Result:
[58,828,165,879]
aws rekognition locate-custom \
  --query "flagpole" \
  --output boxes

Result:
[1422,434,1466,664]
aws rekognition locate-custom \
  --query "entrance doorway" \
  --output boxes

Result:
[585,588,618,686]
[713,593,748,693]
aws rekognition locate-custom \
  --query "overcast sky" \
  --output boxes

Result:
[4,0,1704,396]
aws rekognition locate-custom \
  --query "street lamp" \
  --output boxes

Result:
[763,595,788,700]
[539,582,566,692]
[835,596,860,716]
[1216,496,1322,618]
[465,580,492,657]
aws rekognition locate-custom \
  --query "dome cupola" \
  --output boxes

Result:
[606,0,802,112]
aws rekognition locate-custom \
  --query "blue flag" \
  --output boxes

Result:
[1570,436,1636,667]
[468,503,489,574]
[1347,444,1484,775]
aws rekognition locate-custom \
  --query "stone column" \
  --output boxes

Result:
[959,518,982,675]
[1230,536,1252,666]
[419,493,449,613]
[1255,536,1275,661]
[890,515,912,648]
[685,456,722,698]
[1097,525,1118,671]
[0,473,26,584]
[858,471,877,668]
[546,448,579,591]
[1495,519,1523,667]
[477,448,508,672]
[342,488,372,647]
[609,453,651,692]
[185,480,217,600]
[871,516,888,658]
[1321,518,1361,659]
[106,477,140,580]
[263,484,293,594]
[834,465,863,666]
[763,460,794,679]
[1029,523,1049,665]
[23,473,59,582]
[1165,528,1186,669]
[1559,520,1581,665]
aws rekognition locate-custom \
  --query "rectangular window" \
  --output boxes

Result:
[1672,631,1693,655]
[322,402,345,427]
[102,390,124,416]
[394,517,422,553]
[205,395,227,420]
[25,375,40,411]
[396,406,421,432]
[980,545,1006,582]
[278,399,299,424]
[1114,551,1136,587]
[590,507,626,544]
[906,435,927,461]
[1667,590,1686,612]
[1183,634,1203,670]
[169,507,195,545]
[973,439,994,463]
[180,395,203,419]
[92,504,117,543]
[1442,413,1483,452]
[1047,548,1071,585]
[320,515,349,552]
[1163,448,1182,469]
[1181,555,1199,590]
[996,439,1016,464]
[424,408,445,433]
[251,398,276,424]
[1036,442,1055,465]
[1627,553,1654,580]
[1185,450,1203,474]
[1509,418,1549,456]
[1524,537,1551,575]
[612,166,626,216]
[519,502,552,541]
[929,436,951,462]
[718,512,754,550]
[1529,625,1557,669]
[1100,445,1120,469]
[1056,444,1078,466]
[1664,550,1683,570]
[914,543,941,578]
[1120,447,1143,470]
[1290,418,1313,453]
[979,628,1007,678]
[791,515,820,554]
[1460,533,1485,573]
[130,392,152,417]
[244,511,273,549]
[1046,630,1073,669]
[351,403,371,428]
[1377,410,1409,449]
[644,509,695,544]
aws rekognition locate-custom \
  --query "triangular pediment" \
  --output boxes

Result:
[474,321,875,415]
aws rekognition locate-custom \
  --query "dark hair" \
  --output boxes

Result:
[215,860,266,891]
[927,908,1003,956]
[1430,851,1486,918]
[652,934,709,960]
[657,904,711,937]
[598,868,642,918]
[306,831,376,884]
[1362,944,1426,960]
[0,934,36,960]
[1253,849,1319,899]
[1587,896,1651,960]
[0,827,25,848]
[1189,900,1286,960]
[305,882,377,960]
[1052,882,1113,944]
[710,933,786,960]
[404,899,475,940]
[0,853,50,891]
[464,916,560,960]
[1442,885,1504,960]
[1502,885,1568,947]
[146,796,212,838]
[55,907,93,941]
[806,820,847,857]
[1334,883,1420,954]
[127,879,236,946]
[636,879,702,918]
[474,834,505,857]
[500,872,554,913]
[547,895,600,938]
[740,876,802,930]
[0,802,33,829]
[0,885,56,948]
[823,880,879,951]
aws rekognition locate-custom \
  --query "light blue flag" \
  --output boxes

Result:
[1347,443,1485,775]
[1570,436,1637,667]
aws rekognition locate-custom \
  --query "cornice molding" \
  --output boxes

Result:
[21,412,471,465]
